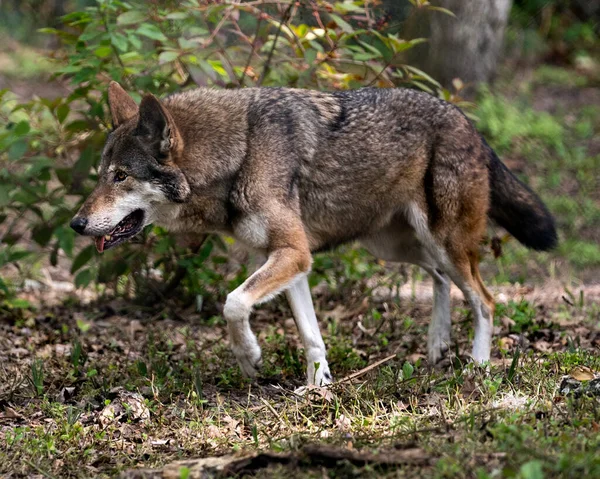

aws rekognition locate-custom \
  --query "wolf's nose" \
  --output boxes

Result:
[70,217,88,234]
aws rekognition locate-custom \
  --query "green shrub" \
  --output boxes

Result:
[0,0,454,304]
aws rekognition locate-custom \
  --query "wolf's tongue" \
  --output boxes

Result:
[95,236,105,253]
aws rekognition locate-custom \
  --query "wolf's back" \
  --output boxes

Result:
[486,143,557,251]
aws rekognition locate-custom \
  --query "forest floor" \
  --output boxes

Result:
[1,60,599,478]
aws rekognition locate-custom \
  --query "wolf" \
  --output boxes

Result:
[70,82,557,387]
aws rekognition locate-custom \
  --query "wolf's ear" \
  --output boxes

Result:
[108,81,138,128]
[135,94,181,162]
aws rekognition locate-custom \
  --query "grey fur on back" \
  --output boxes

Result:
[165,87,474,252]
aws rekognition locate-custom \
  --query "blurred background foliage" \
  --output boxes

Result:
[0,0,598,313]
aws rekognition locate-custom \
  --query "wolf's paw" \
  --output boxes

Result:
[471,346,491,366]
[232,343,263,379]
[307,360,333,387]
[469,355,491,369]
[428,338,450,365]
[461,359,491,377]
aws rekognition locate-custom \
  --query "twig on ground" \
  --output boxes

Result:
[335,353,397,384]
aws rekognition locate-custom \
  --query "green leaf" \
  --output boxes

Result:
[178,37,198,50]
[38,27,60,35]
[165,12,188,20]
[329,14,353,34]
[128,34,142,50]
[5,298,31,309]
[333,2,362,13]
[402,361,414,380]
[7,250,31,263]
[358,41,384,56]
[94,46,113,58]
[14,120,30,136]
[426,6,456,17]
[111,33,129,52]
[71,245,95,274]
[410,80,434,94]
[0,276,8,294]
[56,104,70,124]
[65,120,90,133]
[55,226,75,256]
[8,139,28,161]
[73,147,96,180]
[32,223,54,247]
[136,24,167,42]
[519,461,544,479]
[304,48,317,65]
[0,184,14,207]
[404,65,441,87]
[55,168,72,187]
[117,10,147,25]
[158,51,179,65]
[507,346,520,383]
[353,52,380,61]
[75,269,94,289]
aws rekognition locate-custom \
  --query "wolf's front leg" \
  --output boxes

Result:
[285,276,331,386]
[224,240,312,379]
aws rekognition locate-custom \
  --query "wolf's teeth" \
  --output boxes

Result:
[105,235,111,240]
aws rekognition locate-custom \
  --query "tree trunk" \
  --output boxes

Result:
[427,0,512,93]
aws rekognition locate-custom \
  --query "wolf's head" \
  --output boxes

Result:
[70,82,190,252]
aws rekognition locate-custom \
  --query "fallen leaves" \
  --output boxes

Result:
[558,367,600,398]
[568,365,596,381]
[99,388,150,426]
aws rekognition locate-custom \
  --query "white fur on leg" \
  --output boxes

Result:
[285,275,332,387]
[439,261,493,366]
[471,300,492,364]
[427,270,452,364]
[223,290,263,378]
[461,288,492,364]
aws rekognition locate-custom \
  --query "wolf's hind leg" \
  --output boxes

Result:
[424,268,452,364]
[468,253,495,363]
[440,249,495,364]
[361,225,452,364]
[285,276,331,386]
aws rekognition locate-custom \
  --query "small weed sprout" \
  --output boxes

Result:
[30,359,44,397]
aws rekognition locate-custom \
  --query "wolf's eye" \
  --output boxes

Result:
[114,171,128,183]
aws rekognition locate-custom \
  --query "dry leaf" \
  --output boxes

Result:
[568,366,596,381]
[2,406,25,420]
[499,337,514,350]
[335,414,351,432]
[294,384,335,402]
[99,389,149,426]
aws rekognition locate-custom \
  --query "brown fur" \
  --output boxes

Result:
[72,82,557,379]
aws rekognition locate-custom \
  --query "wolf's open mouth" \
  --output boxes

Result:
[95,209,145,253]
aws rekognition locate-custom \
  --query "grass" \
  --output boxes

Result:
[0,289,598,478]
[0,60,599,477]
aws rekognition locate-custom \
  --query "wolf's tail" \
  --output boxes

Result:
[486,143,557,251]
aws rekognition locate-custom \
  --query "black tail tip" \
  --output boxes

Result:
[519,218,558,252]
[529,230,558,251]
